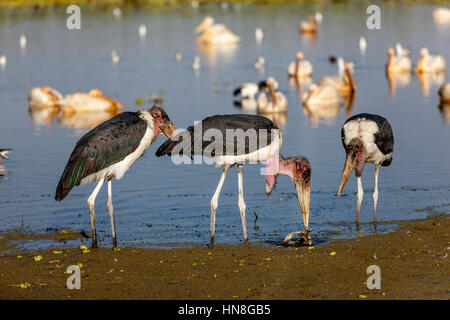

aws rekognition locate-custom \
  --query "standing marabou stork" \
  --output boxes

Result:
[55,106,176,247]
[337,113,394,222]
[156,114,311,247]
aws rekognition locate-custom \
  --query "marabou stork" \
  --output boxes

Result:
[337,113,394,222]
[55,106,176,247]
[156,114,311,247]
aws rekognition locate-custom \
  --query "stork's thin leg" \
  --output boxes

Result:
[237,164,248,244]
[373,165,379,222]
[210,165,230,248]
[107,179,117,248]
[355,176,364,223]
[87,179,104,248]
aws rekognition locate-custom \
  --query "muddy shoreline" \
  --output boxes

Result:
[0,214,448,299]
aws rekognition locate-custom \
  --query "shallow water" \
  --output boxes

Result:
[0,3,449,249]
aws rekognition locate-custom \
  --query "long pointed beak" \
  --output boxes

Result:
[337,153,356,197]
[295,181,310,232]
[161,120,177,139]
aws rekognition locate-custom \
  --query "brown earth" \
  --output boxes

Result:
[0,214,448,299]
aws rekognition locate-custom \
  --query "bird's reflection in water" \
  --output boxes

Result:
[417,72,445,97]
[196,42,238,68]
[386,72,412,98]
[28,106,59,132]
[258,111,287,129]
[57,110,123,136]
[302,102,342,127]
[301,33,317,48]
[438,103,450,124]
[344,92,356,118]
[289,77,312,98]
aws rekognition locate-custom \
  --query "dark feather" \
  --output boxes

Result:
[55,112,147,201]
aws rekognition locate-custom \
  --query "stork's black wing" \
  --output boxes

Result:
[55,112,147,201]
[156,114,278,158]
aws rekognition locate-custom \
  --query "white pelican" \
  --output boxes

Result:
[300,16,317,34]
[439,83,450,103]
[195,16,240,45]
[139,24,147,38]
[318,62,356,96]
[395,43,410,58]
[57,89,124,113]
[315,12,323,23]
[28,86,63,109]
[416,48,446,74]
[302,84,341,107]
[257,77,287,113]
[433,7,450,24]
[288,52,313,78]
[113,7,122,19]
[386,47,412,73]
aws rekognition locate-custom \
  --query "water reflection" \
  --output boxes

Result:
[28,107,59,130]
[417,72,445,97]
[302,102,342,127]
[438,103,450,124]
[386,72,412,98]
[196,43,238,68]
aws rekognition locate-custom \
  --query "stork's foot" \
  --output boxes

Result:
[282,229,312,247]
[209,236,215,249]
[112,238,117,248]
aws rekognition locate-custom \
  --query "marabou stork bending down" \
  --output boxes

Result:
[337,113,394,222]
[55,106,176,247]
[156,114,311,247]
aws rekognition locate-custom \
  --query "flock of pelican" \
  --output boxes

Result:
[10,6,448,133]
[27,87,123,132]
[229,6,449,127]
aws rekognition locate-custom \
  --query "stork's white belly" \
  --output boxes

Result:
[343,119,391,165]
[214,129,282,166]
[80,127,155,185]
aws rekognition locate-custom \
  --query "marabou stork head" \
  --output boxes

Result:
[338,138,367,196]
[149,105,176,139]
[265,155,311,232]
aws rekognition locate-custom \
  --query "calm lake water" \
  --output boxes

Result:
[0,2,449,249]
